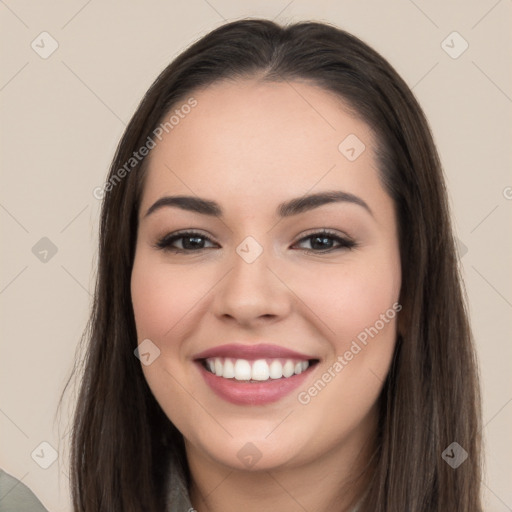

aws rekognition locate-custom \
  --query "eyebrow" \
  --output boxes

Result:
[144,190,373,219]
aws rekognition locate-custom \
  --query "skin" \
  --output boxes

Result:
[131,79,401,512]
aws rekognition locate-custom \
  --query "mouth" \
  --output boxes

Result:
[200,357,319,382]
[193,344,320,405]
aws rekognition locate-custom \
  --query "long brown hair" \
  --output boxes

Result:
[63,19,483,511]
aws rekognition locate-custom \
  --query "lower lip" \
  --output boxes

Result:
[196,362,313,405]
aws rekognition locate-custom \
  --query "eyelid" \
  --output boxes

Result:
[166,228,215,240]
[293,228,354,245]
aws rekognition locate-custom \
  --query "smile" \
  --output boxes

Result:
[203,357,312,381]
[193,344,320,405]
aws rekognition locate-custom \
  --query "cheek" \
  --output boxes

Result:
[130,256,209,342]
[292,267,400,441]
[333,269,399,349]
[287,253,401,349]
[131,255,208,420]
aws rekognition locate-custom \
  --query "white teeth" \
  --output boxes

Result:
[282,360,295,378]
[223,358,235,379]
[234,359,252,380]
[269,360,283,379]
[205,357,311,381]
[251,359,270,381]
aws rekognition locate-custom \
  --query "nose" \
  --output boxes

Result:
[211,246,293,328]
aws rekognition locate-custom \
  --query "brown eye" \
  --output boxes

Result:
[155,231,217,253]
[294,230,356,253]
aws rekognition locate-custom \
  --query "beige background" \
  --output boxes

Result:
[1,1,511,510]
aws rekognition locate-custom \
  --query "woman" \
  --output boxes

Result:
[66,19,482,511]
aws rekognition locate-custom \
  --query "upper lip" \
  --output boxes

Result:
[193,343,317,361]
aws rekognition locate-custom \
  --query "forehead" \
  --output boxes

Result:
[141,79,383,214]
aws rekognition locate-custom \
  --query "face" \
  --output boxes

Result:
[131,79,401,474]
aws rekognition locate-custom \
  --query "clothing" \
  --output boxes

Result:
[165,456,195,511]
[0,469,49,512]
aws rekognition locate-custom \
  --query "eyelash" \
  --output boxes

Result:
[154,229,357,255]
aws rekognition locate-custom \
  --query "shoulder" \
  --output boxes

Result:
[0,469,49,512]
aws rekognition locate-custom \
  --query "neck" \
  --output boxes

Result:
[186,408,377,512]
